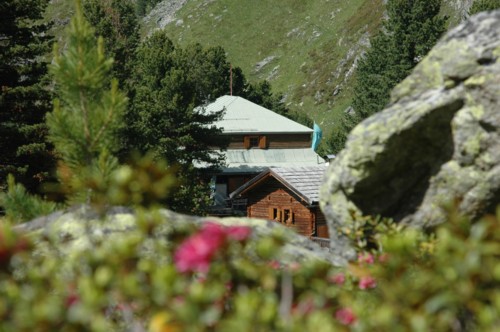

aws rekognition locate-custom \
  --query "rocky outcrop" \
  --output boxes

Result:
[444,0,474,22]
[16,205,346,266]
[321,11,500,258]
[144,0,188,30]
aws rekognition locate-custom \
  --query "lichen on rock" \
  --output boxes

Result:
[16,205,346,267]
[321,10,500,259]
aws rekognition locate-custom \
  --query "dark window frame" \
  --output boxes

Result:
[244,135,267,149]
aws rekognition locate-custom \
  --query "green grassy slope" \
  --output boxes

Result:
[45,0,469,138]
[143,0,385,136]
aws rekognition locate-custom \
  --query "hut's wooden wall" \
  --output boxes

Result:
[314,208,329,238]
[246,178,315,237]
[228,134,311,149]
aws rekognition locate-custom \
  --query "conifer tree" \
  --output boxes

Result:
[328,0,448,154]
[127,31,297,214]
[82,0,139,90]
[47,1,126,202]
[327,112,361,156]
[128,32,230,214]
[128,33,230,167]
[469,0,500,15]
[354,0,448,118]
[0,0,54,193]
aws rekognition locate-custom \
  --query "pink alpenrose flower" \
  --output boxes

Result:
[358,275,377,290]
[267,260,281,270]
[328,273,346,285]
[287,262,301,271]
[357,252,375,265]
[174,222,252,273]
[335,307,357,326]
[174,223,226,273]
[292,297,315,315]
[201,222,228,243]
[378,253,390,263]
[226,225,252,241]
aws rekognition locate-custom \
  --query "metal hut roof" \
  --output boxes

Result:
[204,95,314,134]
[230,165,328,205]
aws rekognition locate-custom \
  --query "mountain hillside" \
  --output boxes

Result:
[45,0,474,136]
[143,0,474,135]
[143,0,385,134]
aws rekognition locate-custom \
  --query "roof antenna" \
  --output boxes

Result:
[230,64,233,96]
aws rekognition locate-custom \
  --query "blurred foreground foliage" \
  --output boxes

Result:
[1,1,499,331]
[0,201,499,331]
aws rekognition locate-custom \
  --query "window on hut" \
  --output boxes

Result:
[244,135,267,149]
[269,207,294,225]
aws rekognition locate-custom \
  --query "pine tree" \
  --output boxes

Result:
[47,1,126,203]
[469,0,500,15]
[327,112,361,155]
[328,0,448,154]
[126,31,299,214]
[0,0,54,193]
[1,174,60,222]
[354,0,448,118]
[82,0,139,90]
[128,33,229,167]
[127,33,228,214]
[351,34,398,120]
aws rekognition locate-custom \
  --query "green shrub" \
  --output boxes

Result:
[1,204,499,331]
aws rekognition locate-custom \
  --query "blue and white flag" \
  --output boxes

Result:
[311,122,322,151]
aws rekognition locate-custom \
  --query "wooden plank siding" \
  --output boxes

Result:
[228,134,311,149]
[268,134,311,149]
[245,178,319,237]
[314,207,329,238]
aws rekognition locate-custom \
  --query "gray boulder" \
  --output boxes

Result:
[321,11,500,258]
[16,205,346,266]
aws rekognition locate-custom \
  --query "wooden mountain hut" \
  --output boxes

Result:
[229,166,329,238]
[199,95,325,204]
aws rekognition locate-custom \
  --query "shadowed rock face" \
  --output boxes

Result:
[321,11,500,259]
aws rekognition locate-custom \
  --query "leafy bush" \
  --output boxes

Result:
[345,206,500,331]
[1,203,499,331]
[0,210,343,331]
